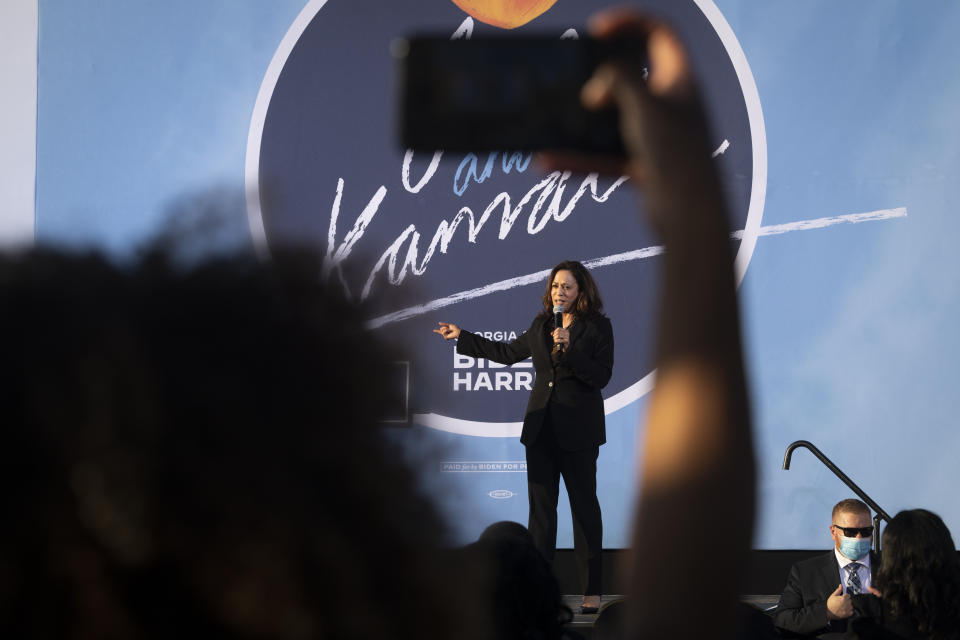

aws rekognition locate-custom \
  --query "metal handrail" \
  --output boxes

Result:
[782,440,891,552]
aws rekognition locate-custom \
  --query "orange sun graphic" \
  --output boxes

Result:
[451,0,558,30]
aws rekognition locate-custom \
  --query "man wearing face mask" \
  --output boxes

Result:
[773,499,877,638]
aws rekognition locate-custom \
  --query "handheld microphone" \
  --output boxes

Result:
[553,304,565,354]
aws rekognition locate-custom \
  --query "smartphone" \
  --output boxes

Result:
[396,36,647,155]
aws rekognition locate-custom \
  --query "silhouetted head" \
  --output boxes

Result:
[470,521,571,640]
[0,248,484,639]
[478,520,535,547]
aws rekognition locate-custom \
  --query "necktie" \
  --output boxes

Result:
[846,562,863,595]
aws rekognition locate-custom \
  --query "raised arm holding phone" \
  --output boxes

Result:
[435,6,754,638]
[565,9,755,638]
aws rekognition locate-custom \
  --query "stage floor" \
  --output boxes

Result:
[563,594,780,635]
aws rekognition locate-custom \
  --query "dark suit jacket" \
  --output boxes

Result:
[773,550,879,638]
[456,312,613,450]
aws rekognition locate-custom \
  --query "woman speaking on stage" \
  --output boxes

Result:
[434,260,613,613]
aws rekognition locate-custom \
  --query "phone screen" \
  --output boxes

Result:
[398,37,639,155]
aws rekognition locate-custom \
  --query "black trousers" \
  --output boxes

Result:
[525,410,603,595]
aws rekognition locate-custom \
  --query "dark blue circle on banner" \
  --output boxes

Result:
[248,0,765,435]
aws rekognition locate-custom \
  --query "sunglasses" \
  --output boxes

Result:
[833,525,873,537]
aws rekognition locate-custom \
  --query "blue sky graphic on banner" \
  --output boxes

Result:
[27,0,960,549]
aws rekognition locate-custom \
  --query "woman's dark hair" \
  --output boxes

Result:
[876,509,960,639]
[539,260,604,318]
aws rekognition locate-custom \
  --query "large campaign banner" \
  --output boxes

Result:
[246,0,762,545]
[25,0,960,548]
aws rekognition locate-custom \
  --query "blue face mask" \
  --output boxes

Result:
[839,535,871,560]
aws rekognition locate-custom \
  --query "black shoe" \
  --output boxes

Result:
[579,596,601,615]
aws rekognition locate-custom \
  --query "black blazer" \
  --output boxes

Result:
[456,312,613,451]
[773,550,879,637]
